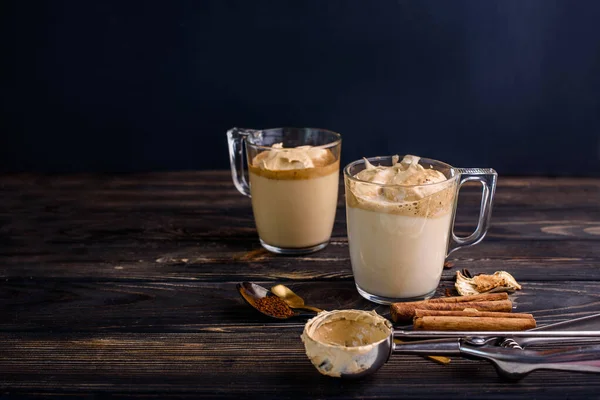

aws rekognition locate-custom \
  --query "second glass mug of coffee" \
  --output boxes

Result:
[345,156,497,304]
[227,127,342,255]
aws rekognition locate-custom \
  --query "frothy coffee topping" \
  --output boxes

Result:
[311,317,390,347]
[355,155,445,186]
[249,143,338,180]
[346,155,456,217]
[253,143,334,170]
[301,310,392,377]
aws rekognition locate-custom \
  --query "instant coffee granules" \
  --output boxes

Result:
[254,295,295,318]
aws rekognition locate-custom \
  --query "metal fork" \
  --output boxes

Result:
[460,337,600,380]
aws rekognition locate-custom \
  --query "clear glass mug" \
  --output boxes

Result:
[227,127,342,255]
[344,156,497,304]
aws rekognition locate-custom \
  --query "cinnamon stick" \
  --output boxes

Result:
[426,293,509,303]
[390,299,513,322]
[413,316,536,331]
[414,309,533,319]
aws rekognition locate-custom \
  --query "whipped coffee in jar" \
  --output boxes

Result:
[344,155,497,304]
[227,128,342,255]
[249,143,340,251]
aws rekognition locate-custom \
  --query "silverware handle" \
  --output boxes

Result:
[537,346,600,373]
[392,338,462,356]
[460,343,600,380]
[298,305,323,313]
[519,336,600,348]
[394,330,600,339]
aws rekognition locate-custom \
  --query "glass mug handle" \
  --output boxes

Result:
[227,127,258,198]
[447,168,498,255]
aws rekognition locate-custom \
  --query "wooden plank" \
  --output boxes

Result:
[2,191,600,243]
[2,212,600,256]
[2,178,600,270]
[2,172,600,187]
[1,280,599,332]
[1,175,599,209]
[2,257,600,282]
[2,331,600,398]
[2,237,600,281]
[2,189,599,210]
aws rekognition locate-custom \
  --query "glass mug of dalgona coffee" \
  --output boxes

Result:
[344,155,497,304]
[227,127,341,255]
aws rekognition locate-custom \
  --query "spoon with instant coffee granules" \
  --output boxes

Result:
[237,282,318,319]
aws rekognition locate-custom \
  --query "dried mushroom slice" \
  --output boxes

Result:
[455,270,522,296]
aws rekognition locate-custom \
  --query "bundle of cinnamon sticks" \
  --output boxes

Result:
[390,292,536,331]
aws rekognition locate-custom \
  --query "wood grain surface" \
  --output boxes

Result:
[1,172,600,398]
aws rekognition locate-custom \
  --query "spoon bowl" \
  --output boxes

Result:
[237,282,312,319]
[271,284,323,313]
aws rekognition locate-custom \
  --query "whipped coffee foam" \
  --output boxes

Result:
[252,143,335,170]
[355,155,446,186]
[347,155,456,218]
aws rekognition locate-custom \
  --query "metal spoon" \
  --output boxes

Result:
[303,310,600,380]
[269,284,450,365]
[271,284,323,313]
[237,282,314,319]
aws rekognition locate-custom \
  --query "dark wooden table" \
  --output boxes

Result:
[2,172,600,398]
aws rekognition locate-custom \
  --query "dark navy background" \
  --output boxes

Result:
[2,0,599,175]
